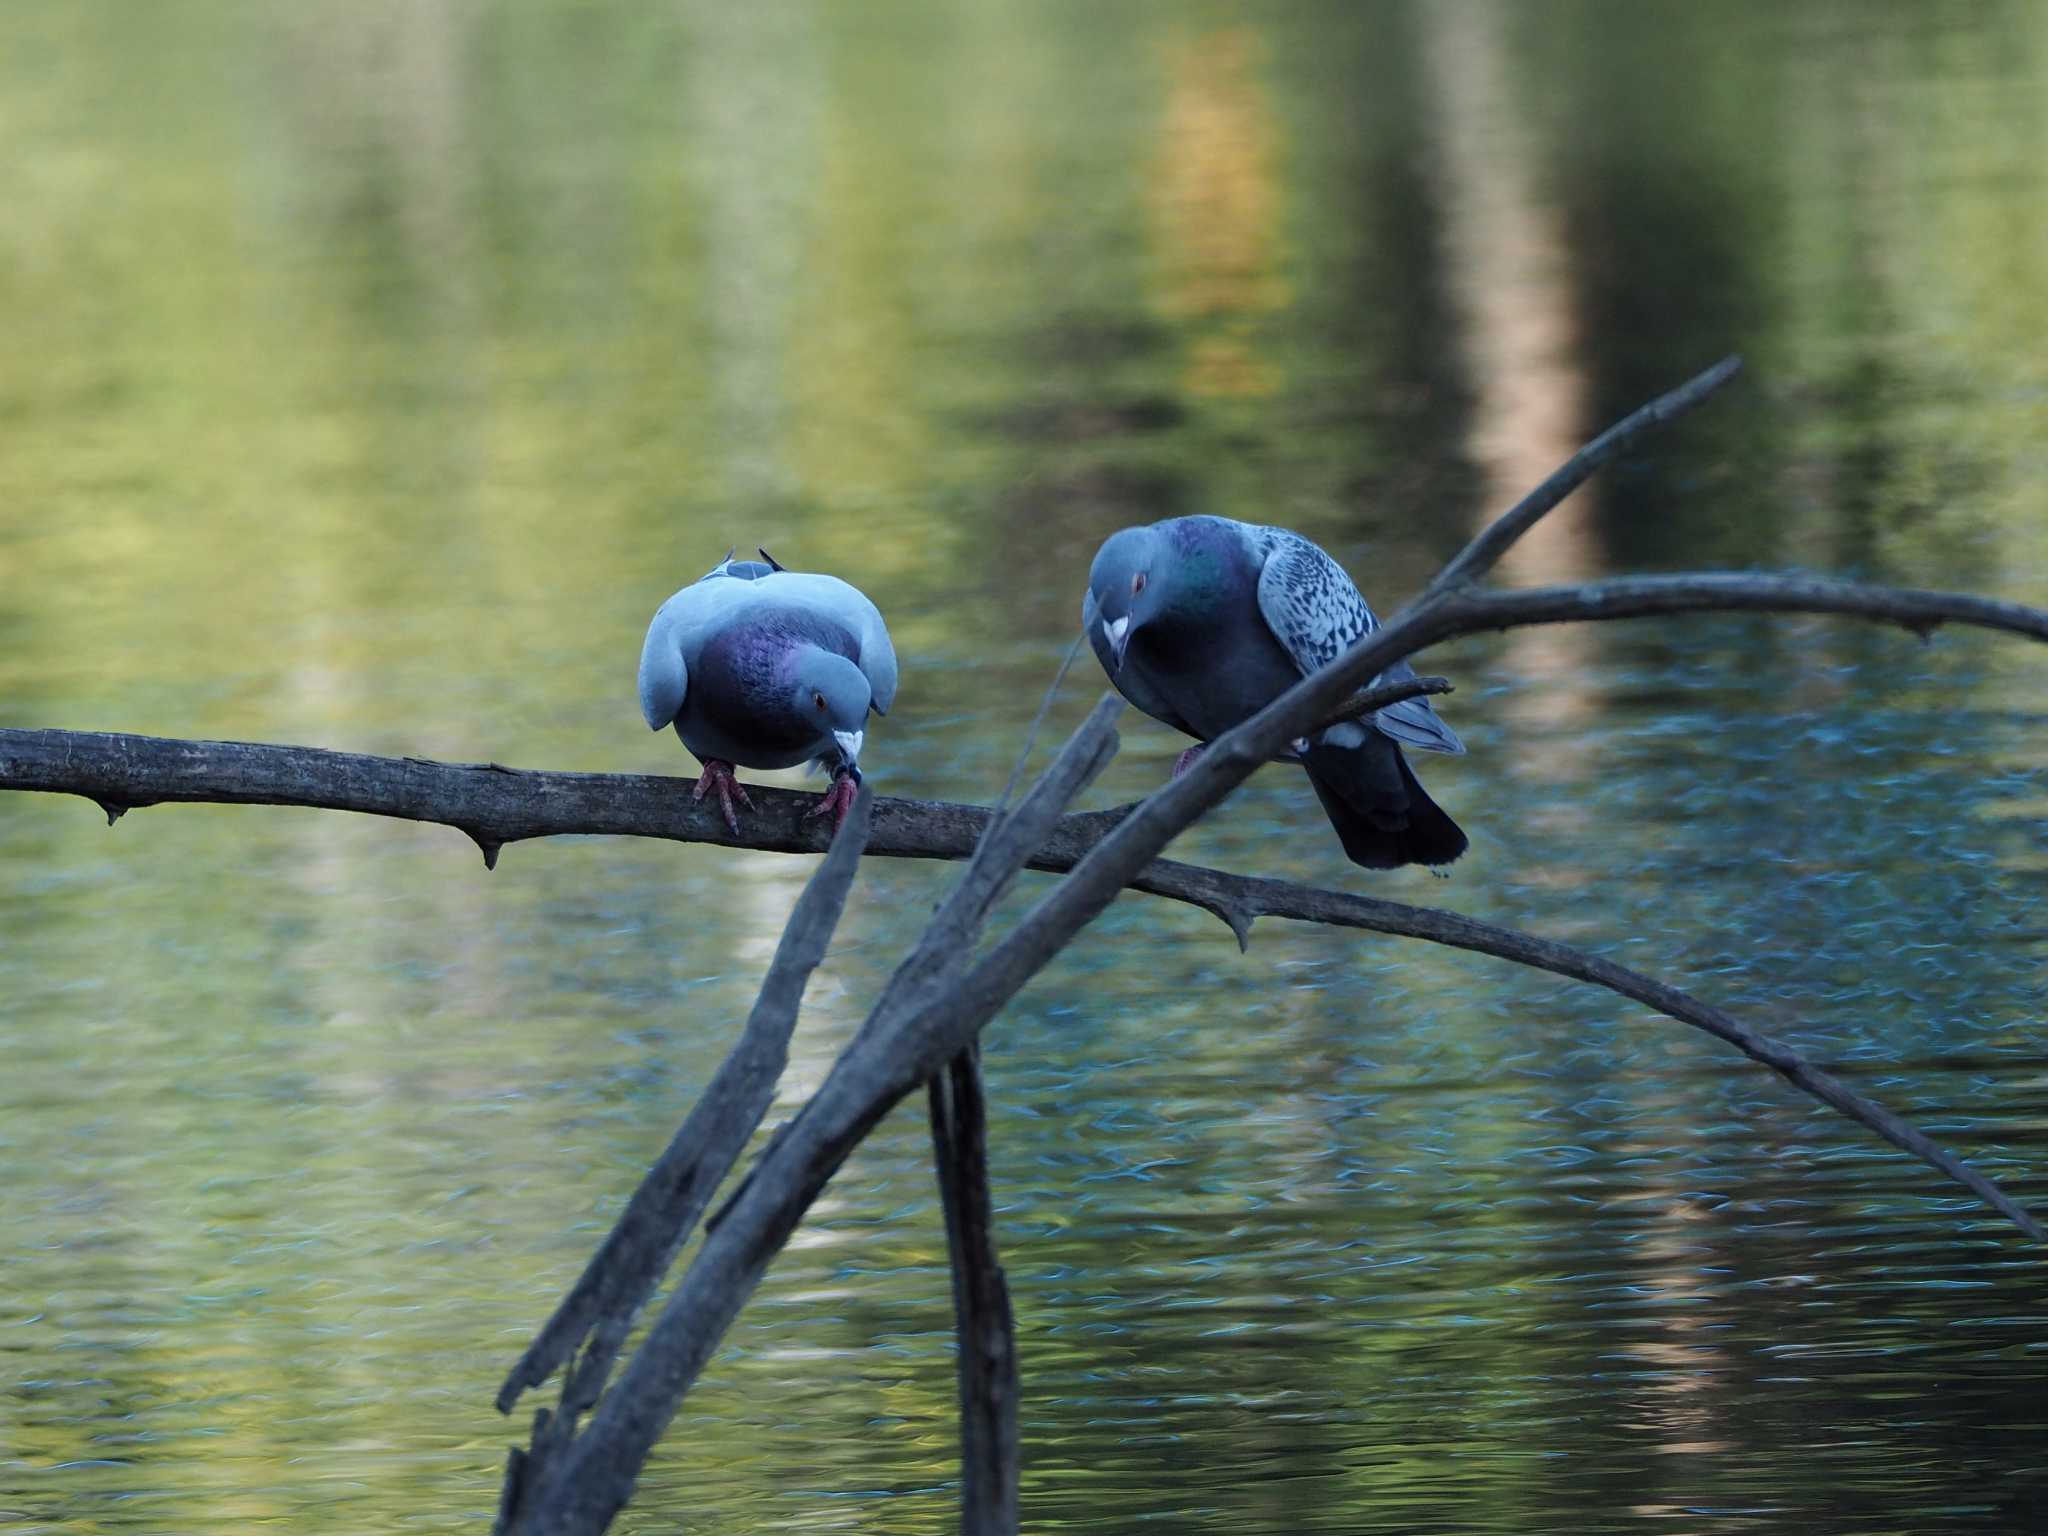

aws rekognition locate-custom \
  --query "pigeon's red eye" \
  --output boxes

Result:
[1132,571,1147,596]
[813,691,826,711]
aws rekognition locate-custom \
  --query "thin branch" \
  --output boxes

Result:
[928,1045,1020,1536]
[1441,572,2048,643]
[1424,352,1744,596]
[919,641,1095,1536]
[994,631,1088,811]
[1121,858,2046,1243]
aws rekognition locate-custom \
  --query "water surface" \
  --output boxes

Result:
[2,3,2045,1532]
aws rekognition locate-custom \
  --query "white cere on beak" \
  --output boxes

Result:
[1104,615,1130,648]
[833,729,864,763]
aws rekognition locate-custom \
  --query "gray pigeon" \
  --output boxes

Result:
[639,550,898,832]
[1083,515,1467,869]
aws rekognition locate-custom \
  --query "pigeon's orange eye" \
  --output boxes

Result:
[813,691,827,711]
[1132,571,1147,596]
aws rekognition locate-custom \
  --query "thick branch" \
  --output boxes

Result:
[0,670,1441,870]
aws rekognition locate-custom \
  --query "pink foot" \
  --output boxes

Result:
[692,759,756,835]
[1171,744,1207,779]
[806,772,861,833]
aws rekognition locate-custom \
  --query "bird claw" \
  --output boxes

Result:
[692,760,755,835]
[807,772,861,832]
[1171,744,1207,780]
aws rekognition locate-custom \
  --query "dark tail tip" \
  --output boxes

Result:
[1305,753,1468,871]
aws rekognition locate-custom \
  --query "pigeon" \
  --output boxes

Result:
[639,549,898,832]
[1083,515,1467,869]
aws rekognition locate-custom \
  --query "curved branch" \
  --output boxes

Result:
[1125,858,2044,1243]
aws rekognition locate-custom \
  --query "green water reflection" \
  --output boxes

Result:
[2,2,2044,1532]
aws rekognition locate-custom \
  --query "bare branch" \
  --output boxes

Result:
[928,1046,1020,1536]
[1424,353,1744,595]
[22,550,2048,878]
[1122,858,2046,1243]
[1441,571,2048,644]
[918,645,1096,1536]
[1311,674,1452,736]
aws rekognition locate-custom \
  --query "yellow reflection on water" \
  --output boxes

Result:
[1148,27,1288,399]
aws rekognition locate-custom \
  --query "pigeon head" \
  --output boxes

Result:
[1088,526,1166,672]
[787,647,871,776]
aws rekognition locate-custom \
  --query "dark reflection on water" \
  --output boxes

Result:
[2,1,2046,1532]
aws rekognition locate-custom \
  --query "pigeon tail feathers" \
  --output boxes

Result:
[1302,740,1467,870]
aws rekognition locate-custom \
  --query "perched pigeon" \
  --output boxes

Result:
[1083,515,1467,869]
[638,549,897,832]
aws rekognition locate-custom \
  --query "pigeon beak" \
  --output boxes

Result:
[832,728,864,766]
[1102,615,1131,672]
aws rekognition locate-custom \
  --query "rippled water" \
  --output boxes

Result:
[3,2,2045,1532]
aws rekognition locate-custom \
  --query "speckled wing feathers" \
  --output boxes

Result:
[1247,523,1464,755]
[1248,525,1378,675]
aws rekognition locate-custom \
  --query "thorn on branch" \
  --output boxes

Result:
[1221,905,1255,952]
[471,832,503,870]
[94,799,128,827]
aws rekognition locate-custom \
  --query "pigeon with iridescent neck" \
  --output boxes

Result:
[638,550,897,832]
[1083,516,1467,870]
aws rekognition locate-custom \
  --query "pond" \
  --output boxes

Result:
[2,2,2044,1532]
